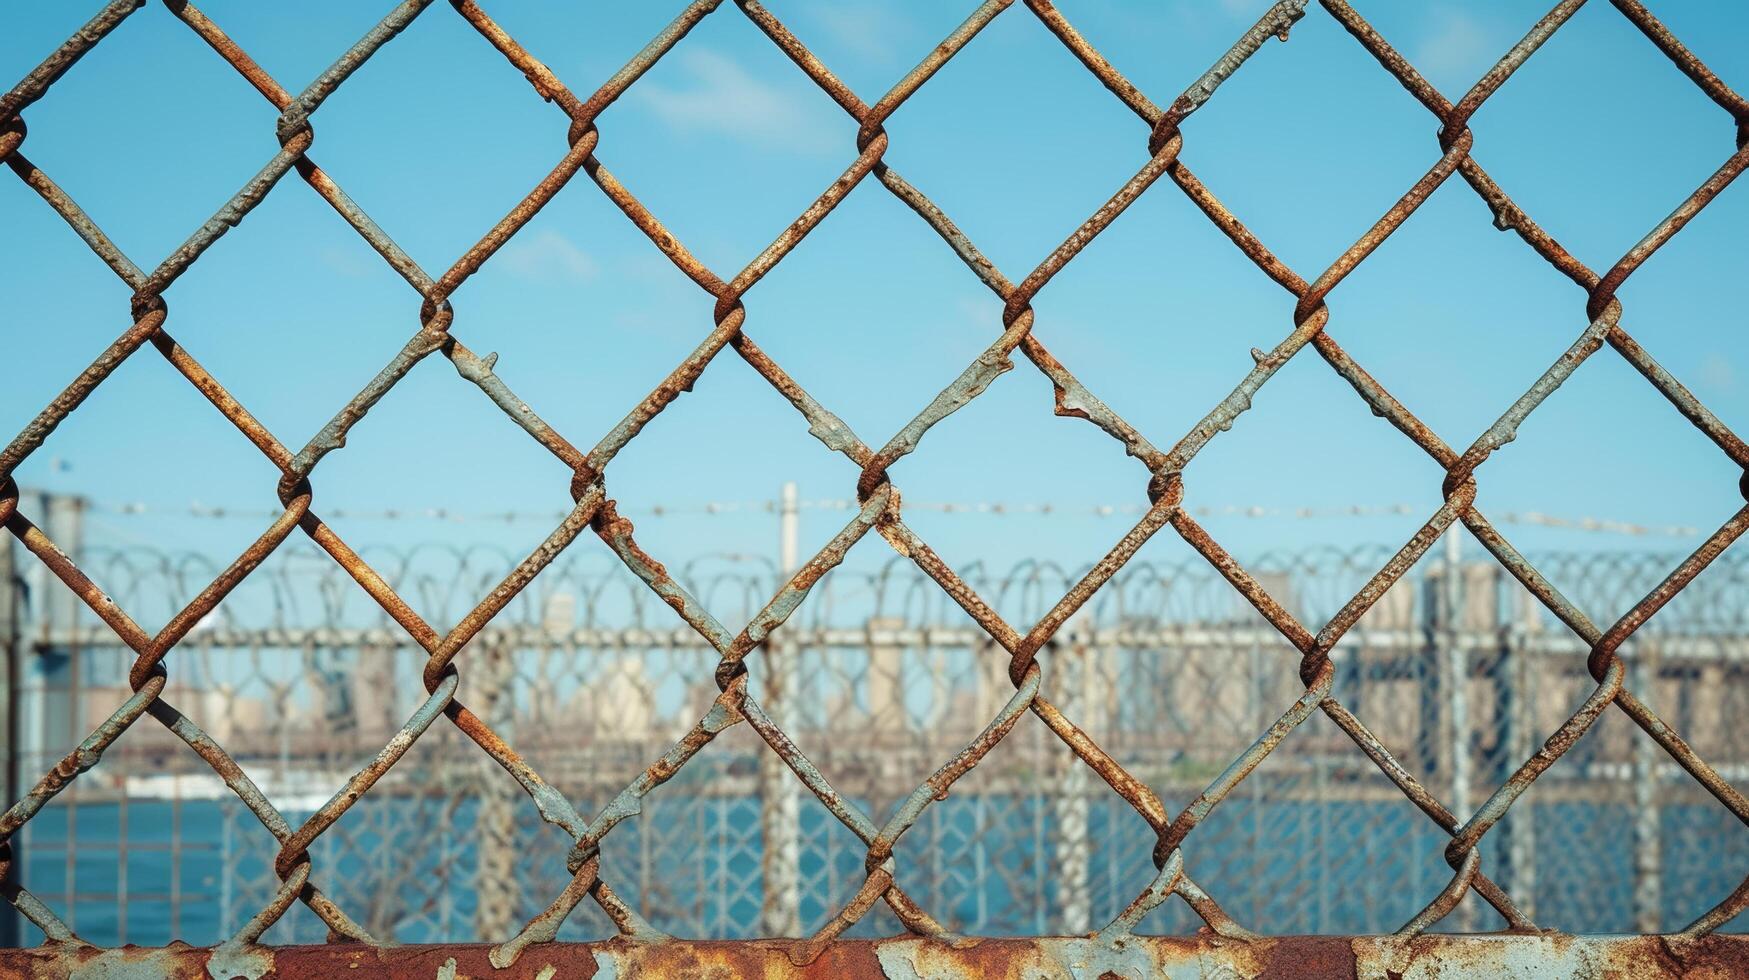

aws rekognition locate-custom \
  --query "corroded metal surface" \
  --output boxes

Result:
[3,935,1749,979]
[1,0,1747,971]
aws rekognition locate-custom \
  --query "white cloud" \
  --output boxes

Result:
[631,48,838,155]
[496,229,599,283]
[1412,9,1495,92]
[802,4,913,66]
[318,245,377,279]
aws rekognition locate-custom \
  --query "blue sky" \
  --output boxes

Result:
[4,0,1748,594]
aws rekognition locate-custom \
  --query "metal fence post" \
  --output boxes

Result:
[1502,619,1537,922]
[1051,612,1092,934]
[758,482,802,936]
[1436,526,1474,930]
[28,492,84,936]
[0,511,19,948]
[1632,646,1662,933]
[475,634,518,939]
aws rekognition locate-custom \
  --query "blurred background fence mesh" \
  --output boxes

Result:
[7,490,1748,943]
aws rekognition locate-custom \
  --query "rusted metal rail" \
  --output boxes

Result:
[2,0,1747,976]
[4,934,1749,980]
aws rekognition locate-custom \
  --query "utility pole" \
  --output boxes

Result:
[758,482,802,936]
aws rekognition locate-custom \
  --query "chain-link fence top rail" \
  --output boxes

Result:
[1,0,1746,966]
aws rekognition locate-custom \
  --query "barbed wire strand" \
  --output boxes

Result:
[56,493,1711,538]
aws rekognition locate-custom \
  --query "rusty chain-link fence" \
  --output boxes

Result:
[3,0,1749,975]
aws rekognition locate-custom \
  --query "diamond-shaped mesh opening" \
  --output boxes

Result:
[1020,179,1296,441]
[535,718,889,940]
[888,711,1059,935]
[454,185,722,442]
[287,6,583,268]
[1150,710,1473,935]
[1324,179,1579,439]
[874,8,1157,275]
[886,367,1156,596]
[735,186,1006,442]
[0,10,271,264]
[298,358,580,591]
[7,355,286,595]
[1472,697,1680,934]
[1160,8,1438,275]
[1458,1,1741,264]
[598,9,859,272]
[1471,350,1745,597]
[1172,351,1449,555]
[596,364,858,567]
[155,183,420,442]
[244,717,481,944]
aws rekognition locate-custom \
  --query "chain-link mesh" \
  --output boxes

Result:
[2,0,1747,966]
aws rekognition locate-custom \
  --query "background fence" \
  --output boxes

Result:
[6,489,1748,946]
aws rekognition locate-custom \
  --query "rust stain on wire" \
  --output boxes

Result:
[1,0,1747,971]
